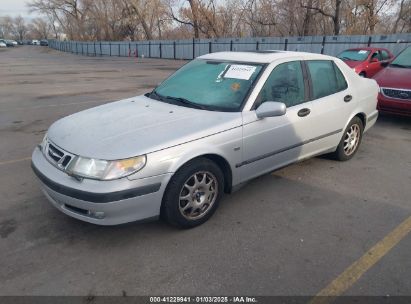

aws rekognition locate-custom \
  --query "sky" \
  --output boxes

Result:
[0,0,40,19]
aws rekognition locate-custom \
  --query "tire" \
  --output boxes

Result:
[161,158,224,229]
[332,116,363,161]
[359,72,366,78]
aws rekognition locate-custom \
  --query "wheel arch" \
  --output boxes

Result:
[200,154,233,193]
[354,112,366,128]
[168,153,233,194]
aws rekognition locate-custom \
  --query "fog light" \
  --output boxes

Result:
[90,211,105,219]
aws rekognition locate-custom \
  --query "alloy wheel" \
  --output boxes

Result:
[179,171,218,220]
[343,123,361,156]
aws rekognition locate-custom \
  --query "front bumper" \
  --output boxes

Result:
[31,146,172,225]
[377,93,411,117]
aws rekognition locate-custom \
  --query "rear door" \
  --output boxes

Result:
[304,60,353,153]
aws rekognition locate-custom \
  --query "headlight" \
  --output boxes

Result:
[67,155,146,180]
[40,134,48,149]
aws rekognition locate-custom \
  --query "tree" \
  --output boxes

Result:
[301,0,343,35]
[29,18,51,39]
[23,0,410,40]
[12,16,27,40]
[392,0,410,33]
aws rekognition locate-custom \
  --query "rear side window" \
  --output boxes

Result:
[306,60,347,100]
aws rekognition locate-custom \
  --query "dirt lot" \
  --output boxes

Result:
[0,46,410,298]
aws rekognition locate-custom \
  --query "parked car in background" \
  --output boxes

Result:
[17,40,24,45]
[10,40,18,46]
[0,39,14,47]
[337,47,394,78]
[0,41,7,48]
[373,46,411,116]
[40,40,48,46]
[32,51,379,228]
[32,40,40,45]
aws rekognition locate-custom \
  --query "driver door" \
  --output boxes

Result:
[367,51,383,77]
[238,60,317,183]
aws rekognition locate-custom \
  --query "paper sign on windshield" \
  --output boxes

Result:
[358,50,367,54]
[224,65,257,80]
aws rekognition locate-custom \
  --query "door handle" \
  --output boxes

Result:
[298,108,311,117]
[344,95,352,102]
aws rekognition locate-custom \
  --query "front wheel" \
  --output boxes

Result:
[332,117,363,161]
[161,158,224,228]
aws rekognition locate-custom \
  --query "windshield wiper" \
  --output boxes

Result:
[390,63,410,68]
[148,90,206,110]
[165,96,207,110]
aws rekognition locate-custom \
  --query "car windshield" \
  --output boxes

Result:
[151,59,264,111]
[390,47,411,68]
[337,50,370,61]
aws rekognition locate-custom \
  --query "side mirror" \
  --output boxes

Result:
[370,58,379,63]
[256,102,286,119]
[381,61,389,67]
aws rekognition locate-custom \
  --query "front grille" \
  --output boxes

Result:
[43,139,74,170]
[382,88,411,100]
[48,144,64,162]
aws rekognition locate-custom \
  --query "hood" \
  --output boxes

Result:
[373,66,411,89]
[47,95,242,160]
[342,60,363,69]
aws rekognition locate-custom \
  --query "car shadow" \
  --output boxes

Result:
[377,113,411,129]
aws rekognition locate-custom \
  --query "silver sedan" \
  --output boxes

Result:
[31,51,379,228]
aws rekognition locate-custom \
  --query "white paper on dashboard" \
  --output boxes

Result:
[224,65,257,80]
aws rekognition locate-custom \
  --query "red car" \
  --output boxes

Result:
[337,47,394,78]
[373,46,411,116]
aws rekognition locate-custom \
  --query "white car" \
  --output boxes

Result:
[11,40,18,46]
[32,40,40,45]
[0,41,6,48]
[32,51,379,228]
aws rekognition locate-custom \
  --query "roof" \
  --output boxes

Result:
[198,50,335,63]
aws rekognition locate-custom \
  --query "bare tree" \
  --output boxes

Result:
[22,0,410,41]
[392,0,410,33]
[301,0,343,35]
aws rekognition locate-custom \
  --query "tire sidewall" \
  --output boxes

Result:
[161,158,224,228]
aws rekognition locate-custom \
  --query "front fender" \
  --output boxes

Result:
[127,126,243,185]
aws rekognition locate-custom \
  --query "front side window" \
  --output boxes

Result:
[152,59,263,111]
[256,61,305,108]
[371,51,382,61]
[306,60,347,100]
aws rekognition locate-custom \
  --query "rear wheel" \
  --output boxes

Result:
[161,158,224,228]
[332,117,363,161]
